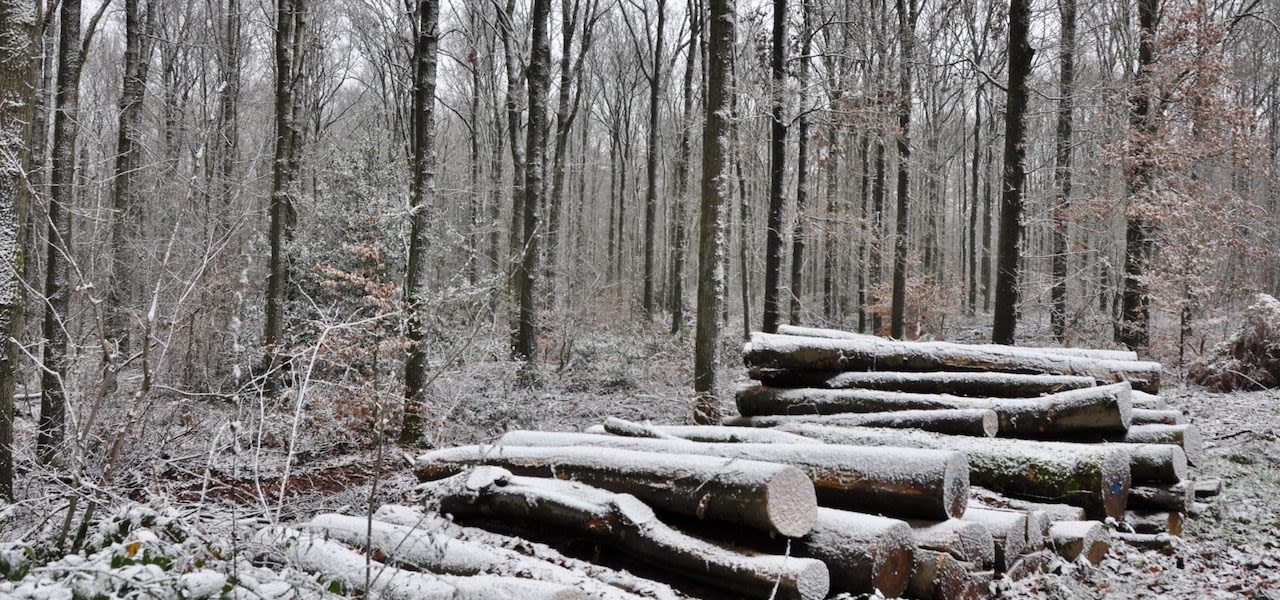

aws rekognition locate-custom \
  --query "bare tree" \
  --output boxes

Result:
[1117,0,1158,350]
[401,0,440,445]
[694,0,734,421]
[1050,0,1077,341]
[761,0,787,333]
[264,0,307,398]
[890,0,919,339]
[513,0,552,369]
[991,0,1032,344]
[0,0,38,498]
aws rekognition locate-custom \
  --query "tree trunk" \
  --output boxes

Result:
[36,0,86,464]
[105,0,156,363]
[889,0,916,339]
[416,444,818,537]
[1126,443,1187,483]
[425,468,832,600]
[966,82,981,315]
[669,0,700,335]
[762,0,787,334]
[788,0,812,324]
[745,332,1162,392]
[400,0,441,445]
[1117,0,1158,351]
[641,0,665,319]
[500,0,525,289]
[546,0,594,306]
[726,409,998,438]
[0,0,38,498]
[750,369,1096,397]
[694,0,733,419]
[495,430,971,520]
[1050,0,1076,341]
[513,0,551,369]
[736,383,1134,439]
[991,0,1032,344]
[777,324,1140,360]
[263,0,305,399]
[779,424,1132,519]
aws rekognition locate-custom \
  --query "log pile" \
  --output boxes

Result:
[273,326,1219,599]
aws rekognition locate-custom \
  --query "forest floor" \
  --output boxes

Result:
[3,318,1280,598]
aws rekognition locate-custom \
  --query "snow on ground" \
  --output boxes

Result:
[2,323,1278,598]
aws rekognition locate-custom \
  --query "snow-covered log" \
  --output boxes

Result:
[1194,478,1222,499]
[590,421,817,444]
[1127,481,1194,513]
[778,425,1131,519]
[775,326,1142,362]
[1124,510,1183,535]
[725,409,999,437]
[970,488,1087,530]
[1130,391,1169,410]
[1117,425,1204,465]
[425,467,831,600]
[257,527,583,600]
[737,383,1134,439]
[494,431,970,519]
[961,507,1031,571]
[1131,409,1183,426]
[906,519,995,566]
[1113,532,1179,554]
[748,369,1097,397]
[906,549,980,600]
[302,514,655,600]
[1004,550,1052,581]
[745,332,1162,392]
[370,505,684,600]
[1047,521,1109,564]
[414,444,817,537]
[1125,444,1188,483]
[797,508,915,597]
[596,417,679,439]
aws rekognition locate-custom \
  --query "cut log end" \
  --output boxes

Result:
[944,452,973,520]
[1048,520,1109,564]
[787,561,832,600]
[908,549,978,600]
[1101,447,1133,521]
[768,466,821,538]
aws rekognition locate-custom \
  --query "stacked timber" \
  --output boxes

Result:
[730,326,1210,566]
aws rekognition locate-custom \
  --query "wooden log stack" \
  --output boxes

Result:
[264,326,1217,599]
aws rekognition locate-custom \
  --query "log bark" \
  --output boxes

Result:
[1128,481,1193,513]
[726,409,998,437]
[778,425,1131,519]
[907,519,995,566]
[774,325,1143,361]
[303,513,648,600]
[494,431,970,520]
[423,467,831,600]
[597,417,680,439]
[415,444,817,537]
[971,488,1087,529]
[1118,425,1204,466]
[591,422,818,444]
[1125,444,1187,483]
[1132,409,1183,426]
[258,527,583,600]
[1048,520,1109,564]
[1130,391,1169,410]
[750,369,1096,397]
[736,383,1134,439]
[906,549,979,600]
[372,505,684,600]
[1124,510,1182,535]
[961,507,1029,571]
[746,332,1162,392]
